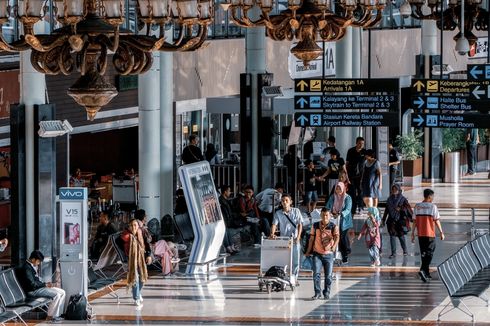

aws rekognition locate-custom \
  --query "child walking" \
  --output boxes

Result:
[358,207,381,266]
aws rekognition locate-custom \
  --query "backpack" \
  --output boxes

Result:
[264,266,287,280]
[64,294,88,320]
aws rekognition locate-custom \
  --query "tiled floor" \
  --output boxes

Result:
[26,172,490,325]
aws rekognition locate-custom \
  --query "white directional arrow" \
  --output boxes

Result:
[470,66,483,79]
[413,114,424,127]
[296,97,308,109]
[296,115,308,126]
[472,85,485,99]
[413,97,425,109]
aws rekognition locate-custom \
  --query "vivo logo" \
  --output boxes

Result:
[59,188,86,200]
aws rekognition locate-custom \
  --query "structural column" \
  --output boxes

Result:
[19,51,46,255]
[245,15,266,190]
[138,53,161,224]
[160,31,174,218]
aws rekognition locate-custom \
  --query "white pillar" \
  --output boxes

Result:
[138,53,161,222]
[19,52,46,254]
[160,30,174,218]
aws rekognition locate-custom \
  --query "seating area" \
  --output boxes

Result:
[0,268,53,325]
[437,233,490,322]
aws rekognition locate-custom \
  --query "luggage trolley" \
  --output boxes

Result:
[258,236,296,293]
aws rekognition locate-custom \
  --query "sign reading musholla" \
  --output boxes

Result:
[0,70,20,120]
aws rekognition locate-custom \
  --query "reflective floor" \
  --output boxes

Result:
[26,172,490,325]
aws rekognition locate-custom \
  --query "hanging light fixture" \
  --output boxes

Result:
[222,0,386,66]
[0,0,213,120]
[407,0,487,51]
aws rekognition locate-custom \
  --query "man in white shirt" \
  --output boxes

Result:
[270,194,303,284]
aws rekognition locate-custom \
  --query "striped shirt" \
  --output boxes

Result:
[414,202,440,238]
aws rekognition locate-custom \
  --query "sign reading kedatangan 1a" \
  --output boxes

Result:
[294,112,398,127]
[295,78,399,93]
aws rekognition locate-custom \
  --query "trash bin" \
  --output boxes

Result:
[444,152,460,183]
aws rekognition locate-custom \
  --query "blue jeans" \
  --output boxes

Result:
[312,252,334,296]
[132,269,144,300]
[292,242,300,281]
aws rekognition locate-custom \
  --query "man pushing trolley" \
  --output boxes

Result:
[269,194,304,286]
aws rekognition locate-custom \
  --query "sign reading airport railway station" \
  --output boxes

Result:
[411,113,490,128]
[411,96,476,111]
[294,112,398,127]
[295,78,399,93]
[295,95,397,110]
[411,79,487,95]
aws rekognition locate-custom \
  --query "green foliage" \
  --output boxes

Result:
[395,130,424,160]
[441,128,465,153]
[479,129,489,145]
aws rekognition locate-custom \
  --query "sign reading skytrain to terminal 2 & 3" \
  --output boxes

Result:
[411,113,490,128]
[294,112,398,127]
[295,78,399,93]
[294,95,397,110]
[411,79,489,95]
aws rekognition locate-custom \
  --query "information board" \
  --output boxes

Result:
[295,95,397,110]
[411,113,490,128]
[411,96,476,111]
[295,78,399,93]
[294,112,398,127]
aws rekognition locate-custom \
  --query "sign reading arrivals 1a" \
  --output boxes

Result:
[295,95,397,110]
[295,78,399,93]
[411,113,490,128]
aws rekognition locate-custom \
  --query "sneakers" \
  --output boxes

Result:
[389,254,396,259]
[135,298,143,306]
[323,290,330,300]
[139,296,144,303]
[311,294,321,300]
[254,243,261,248]
[418,271,428,283]
[403,252,408,256]
[375,260,381,266]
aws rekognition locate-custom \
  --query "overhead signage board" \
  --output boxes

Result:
[294,95,397,110]
[411,79,487,95]
[467,64,490,80]
[294,112,398,127]
[411,96,476,111]
[295,78,399,93]
[288,42,336,79]
[411,113,490,128]
[469,84,490,100]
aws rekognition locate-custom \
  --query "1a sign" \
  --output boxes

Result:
[411,113,490,128]
[411,96,475,111]
[295,78,399,93]
[467,64,490,80]
[295,95,397,110]
[294,112,398,127]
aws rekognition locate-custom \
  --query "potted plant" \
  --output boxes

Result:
[395,130,424,186]
[441,128,465,182]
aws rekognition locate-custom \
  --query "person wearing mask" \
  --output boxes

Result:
[91,211,117,259]
[270,194,304,285]
[382,184,412,258]
[16,250,66,321]
[326,181,353,264]
[205,143,219,164]
[358,207,382,267]
[388,143,400,186]
[305,207,339,300]
[412,189,445,282]
[345,137,366,214]
[121,219,149,307]
[361,149,382,208]
[465,128,479,176]
[181,134,204,164]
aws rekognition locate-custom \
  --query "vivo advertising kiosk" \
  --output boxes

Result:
[178,162,225,274]
[59,187,88,302]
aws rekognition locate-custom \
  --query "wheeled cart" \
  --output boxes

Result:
[257,236,297,293]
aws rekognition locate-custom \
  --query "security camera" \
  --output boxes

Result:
[455,36,470,55]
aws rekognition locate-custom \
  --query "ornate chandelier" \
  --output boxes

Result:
[0,0,213,120]
[408,0,487,52]
[223,0,386,66]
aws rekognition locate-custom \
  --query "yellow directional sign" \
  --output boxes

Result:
[296,80,308,92]
[294,78,398,93]
[411,79,487,95]
[427,80,439,92]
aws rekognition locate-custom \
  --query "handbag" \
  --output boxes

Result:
[399,207,412,234]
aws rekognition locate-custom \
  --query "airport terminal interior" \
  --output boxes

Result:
[0,0,489,325]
